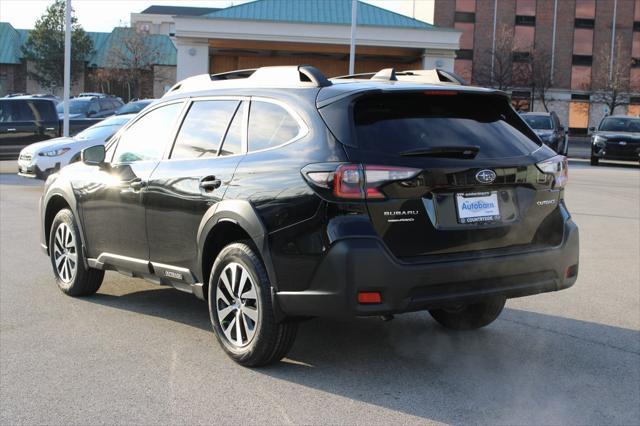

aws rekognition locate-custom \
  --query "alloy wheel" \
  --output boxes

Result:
[216,262,259,348]
[53,223,77,283]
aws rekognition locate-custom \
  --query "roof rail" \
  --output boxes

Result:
[165,65,332,96]
[332,68,466,85]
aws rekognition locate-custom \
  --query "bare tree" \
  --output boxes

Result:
[474,24,515,91]
[591,35,631,115]
[104,28,161,100]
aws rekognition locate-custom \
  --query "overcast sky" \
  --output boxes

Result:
[0,0,434,32]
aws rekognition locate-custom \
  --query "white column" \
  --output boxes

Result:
[176,38,209,81]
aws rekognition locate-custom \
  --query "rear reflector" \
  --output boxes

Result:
[565,264,578,278]
[358,291,382,304]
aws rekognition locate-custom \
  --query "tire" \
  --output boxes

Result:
[208,242,297,367]
[590,156,599,166]
[429,297,506,331]
[49,209,104,296]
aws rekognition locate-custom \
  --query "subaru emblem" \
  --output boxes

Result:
[475,169,496,184]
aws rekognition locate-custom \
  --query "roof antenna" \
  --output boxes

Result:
[371,68,397,81]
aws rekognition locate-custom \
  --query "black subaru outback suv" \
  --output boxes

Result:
[39,66,579,366]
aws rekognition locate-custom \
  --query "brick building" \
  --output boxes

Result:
[435,0,640,132]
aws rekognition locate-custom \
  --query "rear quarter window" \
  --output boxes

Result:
[353,93,541,159]
[248,100,301,152]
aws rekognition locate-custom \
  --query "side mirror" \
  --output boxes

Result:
[588,126,596,132]
[81,145,105,165]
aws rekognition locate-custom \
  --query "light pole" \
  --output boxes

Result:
[348,0,357,75]
[63,0,71,137]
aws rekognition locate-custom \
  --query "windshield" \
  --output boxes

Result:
[56,99,91,114]
[522,115,553,130]
[599,117,640,132]
[75,124,119,141]
[116,101,151,115]
[353,93,540,160]
[75,117,129,140]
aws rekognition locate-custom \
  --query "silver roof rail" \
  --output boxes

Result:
[332,67,466,85]
[165,65,331,96]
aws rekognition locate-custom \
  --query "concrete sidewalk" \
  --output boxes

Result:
[0,160,16,174]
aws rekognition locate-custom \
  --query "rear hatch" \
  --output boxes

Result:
[319,90,566,259]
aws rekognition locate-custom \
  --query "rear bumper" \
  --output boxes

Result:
[276,219,579,318]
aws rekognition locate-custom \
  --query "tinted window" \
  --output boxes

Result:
[599,117,640,132]
[0,100,37,122]
[522,115,553,130]
[219,103,244,156]
[113,102,182,164]
[353,93,540,159]
[171,100,239,160]
[31,101,56,121]
[56,99,91,114]
[248,101,300,151]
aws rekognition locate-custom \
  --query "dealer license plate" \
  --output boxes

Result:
[456,192,501,224]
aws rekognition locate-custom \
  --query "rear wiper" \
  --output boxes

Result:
[399,145,480,159]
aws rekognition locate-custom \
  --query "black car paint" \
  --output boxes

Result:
[0,98,60,160]
[40,82,579,318]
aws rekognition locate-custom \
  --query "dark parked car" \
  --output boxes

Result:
[521,111,568,155]
[0,97,59,160]
[115,99,155,115]
[39,66,579,366]
[590,115,640,166]
[56,96,124,135]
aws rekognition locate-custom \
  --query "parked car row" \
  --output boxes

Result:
[589,115,640,166]
[0,95,154,161]
[17,114,135,179]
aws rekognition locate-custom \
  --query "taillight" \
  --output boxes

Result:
[304,163,420,200]
[536,155,568,189]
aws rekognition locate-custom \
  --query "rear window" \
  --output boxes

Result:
[522,115,553,130]
[353,93,541,159]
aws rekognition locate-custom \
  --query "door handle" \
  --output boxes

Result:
[129,178,147,190]
[7,128,16,132]
[200,176,221,191]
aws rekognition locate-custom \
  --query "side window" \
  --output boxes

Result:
[248,101,300,152]
[112,102,183,164]
[171,100,239,160]
[88,100,99,115]
[18,101,37,121]
[33,101,56,121]
[219,102,244,156]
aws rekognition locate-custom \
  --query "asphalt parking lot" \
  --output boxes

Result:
[1,159,638,425]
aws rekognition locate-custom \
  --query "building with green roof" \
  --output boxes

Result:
[166,0,459,81]
[0,21,176,98]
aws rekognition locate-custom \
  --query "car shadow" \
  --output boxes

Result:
[82,284,640,423]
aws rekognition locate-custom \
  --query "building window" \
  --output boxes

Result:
[569,101,590,132]
[515,15,536,26]
[455,22,475,50]
[513,52,531,63]
[571,66,592,90]
[455,0,476,13]
[454,12,475,23]
[572,55,593,66]
[575,18,595,29]
[575,0,596,19]
[511,90,532,112]
[456,49,474,60]
[571,93,590,101]
[573,29,594,55]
